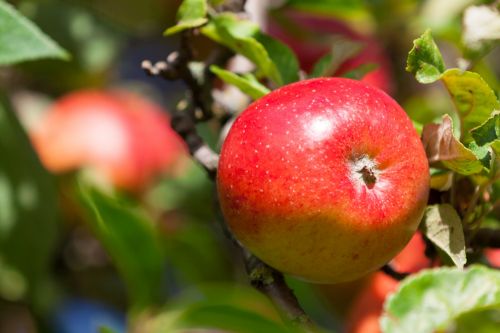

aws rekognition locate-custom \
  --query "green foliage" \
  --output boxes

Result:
[255,33,300,85]
[420,204,466,268]
[143,284,298,333]
[202,13,299,86]
[309,37,364,78]
[78,184,165,312]
[406,29,445,84]
[381,265,500,333]
[0,95,58,310]
[210,65,270,100]
[0,0,68,65]
[421,115,484,175]
[441,69,500,142]
[164,0,208,36]
[284,0,367,18]
[471,113,500,147]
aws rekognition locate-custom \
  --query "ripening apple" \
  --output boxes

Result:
[267,9,394,93]
[217,78,429,283]
[31,90,185,191]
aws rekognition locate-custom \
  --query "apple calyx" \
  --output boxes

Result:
[350,154,379,190]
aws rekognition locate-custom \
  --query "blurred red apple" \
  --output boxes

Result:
[31,90,185,191]
[486,249,500,268]
[267,9,394,93]
[344,233,429,333]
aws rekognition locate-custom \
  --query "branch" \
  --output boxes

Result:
[470,228,500,249]
[244,251,317,332]
[381,264,409,281]
[142,1,317,329]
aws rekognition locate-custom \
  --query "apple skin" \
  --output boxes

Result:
[217,78,429,283]
[31,90,185,191]
[267,9,393,94]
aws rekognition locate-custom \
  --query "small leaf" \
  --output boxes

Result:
[201,13,282,85]
[441,69,500,142]
[341,63,378,80]
[309,36,364,78]
[420,204,466,269]
[0,1,69,65]
[78,184,165,311]
[210,65,270,100]
[255,33,300,84]
[421,114,484,175]
[463,5,500,51]
[381,265,500,333]
[471,112,500,147]
[164,0,208,35]
[406,29,445,84]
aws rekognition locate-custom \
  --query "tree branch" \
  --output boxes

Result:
[142,1,317,329]
[244,251,317,332]
[381,264,409,281]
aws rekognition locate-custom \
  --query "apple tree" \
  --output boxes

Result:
[0,0,499,332]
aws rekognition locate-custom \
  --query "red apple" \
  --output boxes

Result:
[344,272,398,333]
[267,9,394,93]
[31,90,185,191]
[344,232,430,333]
[217,78,429,283]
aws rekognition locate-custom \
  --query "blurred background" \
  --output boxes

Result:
[0,0,499,332]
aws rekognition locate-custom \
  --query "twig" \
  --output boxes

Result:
[381,264,409,281]
[142,0,317,329]
[244,251,317,332]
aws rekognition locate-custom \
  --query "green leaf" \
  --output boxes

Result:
[164,0,208,36]
[471,112,500,147]
[441,69,500,142]
[210,65,270,100]
[78,184,165,311]
[309,36,364,78]
[285,0,367,18]
[0,1,69,65]
[0,94,58,309]
[421,114,484,175]
[151,304,295,333]
[453,309,500,333]
[381,265,500,333]
[341,63,378,80]
[420,204,466,269]
[255,33,300,84]
[406,29,445,84]
[201,13,282,85]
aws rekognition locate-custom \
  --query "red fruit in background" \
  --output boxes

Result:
[31,90,185,191]
[344,272,397,333]
[486,249,500,268]
[217,78,429,283]
[344,233,429,333]
[267,9,394,93]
